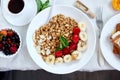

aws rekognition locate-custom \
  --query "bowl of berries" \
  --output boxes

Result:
[0,28,21,58]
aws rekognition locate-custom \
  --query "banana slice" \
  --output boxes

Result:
[45,55,55,65]
[71,51,81,60]
[77,40,87,52]
[40,50,45,55]
[63,54,72,63]
[79,31,88,41]
[78,22,86,31]
[55,57,63,64]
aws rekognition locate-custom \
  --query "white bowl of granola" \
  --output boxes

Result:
[26,5,96,74]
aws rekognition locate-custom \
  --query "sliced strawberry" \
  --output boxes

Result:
[73,27,80,35]
[10,46,17,53]
[69,43,77,52]
[63,47,70,55]
[55,50,63,57]
[72,34,79,43]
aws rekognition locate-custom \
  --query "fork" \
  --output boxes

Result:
[96,6,105,67]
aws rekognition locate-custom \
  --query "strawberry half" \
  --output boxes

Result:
[55,50,63,57]
[63,47,70,55]
[69,43,77,52]
[72,34,79,43]
[73,27,80,35]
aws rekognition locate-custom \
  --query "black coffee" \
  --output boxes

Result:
[8,0,24,14]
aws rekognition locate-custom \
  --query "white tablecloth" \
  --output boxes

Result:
[0,0,117,71]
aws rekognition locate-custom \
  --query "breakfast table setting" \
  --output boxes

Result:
[0,0,120,74]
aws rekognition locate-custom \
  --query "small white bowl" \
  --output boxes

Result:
[0,27,22,58]
[1,0,37,26]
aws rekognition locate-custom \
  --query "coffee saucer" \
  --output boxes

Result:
[1,0,37,26]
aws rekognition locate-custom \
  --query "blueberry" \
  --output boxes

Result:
[11,34,20,43]
[3,49,11,55]
[14,34,19,40]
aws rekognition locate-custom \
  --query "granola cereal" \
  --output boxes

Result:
[33,14,88,65]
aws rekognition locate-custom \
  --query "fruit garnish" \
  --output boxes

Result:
[56,36,69,51]
[55,51,63,57]
[0,34,4,41]
[0,43,3,51]
[69,43,77,52]
[0,30,7,36]
[10,46,17,53]
[72,34,79,43]
[59,36,69,47]
[7,30,14,36]
[112,0,120,11]
[56,43,63,51]
[63,47,70,55]
[73,27,80,35]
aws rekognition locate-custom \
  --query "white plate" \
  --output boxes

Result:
[1,0,37,26]
[26,5,96,74]
[100,14,120,71]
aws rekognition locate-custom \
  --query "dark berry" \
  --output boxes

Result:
[2,36,7,41]
[4,43,10,48]
[14,34,20,43]
[14,33,19,40]
[0,43,3,51]
[11,36,16,42]
[3,49,11,55]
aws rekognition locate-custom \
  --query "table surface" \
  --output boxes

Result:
[0,0,118,71]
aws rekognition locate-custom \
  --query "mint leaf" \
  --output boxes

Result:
[36,0,50,13]
[60,36,69,47]
[43,0,49,7]
[42,0,50,10]
[36,0,43,12]
[56,36,69,51]
[56,43,63,51]
[42,5,50,10]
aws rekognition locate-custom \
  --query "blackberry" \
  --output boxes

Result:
[4,43,10,48]
[3,49,11,55]
[2,36,7,41]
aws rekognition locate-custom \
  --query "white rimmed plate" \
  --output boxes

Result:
[26,5,96,74]
[1,0,37,26]
[100,14,120,71]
